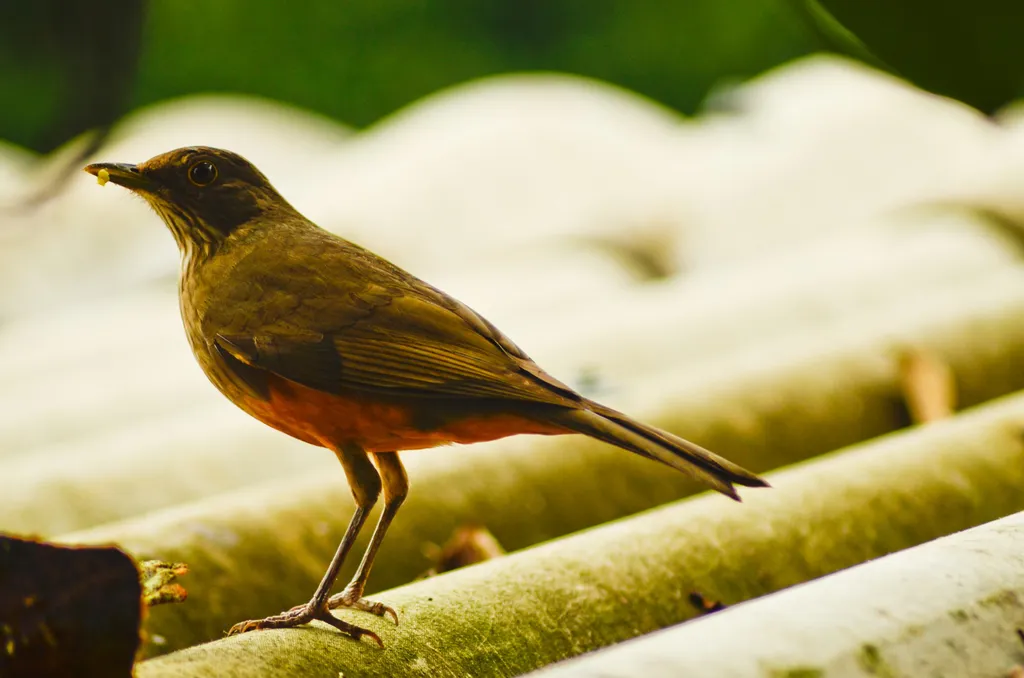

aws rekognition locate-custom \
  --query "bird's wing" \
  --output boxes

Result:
[204,245,579,405]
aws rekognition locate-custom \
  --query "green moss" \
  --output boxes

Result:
[771,668,825,678]
[857,644,895,678]
[948,609,970,623]
[979,589,1020,609]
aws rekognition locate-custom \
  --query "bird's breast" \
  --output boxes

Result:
[233,374,568,452]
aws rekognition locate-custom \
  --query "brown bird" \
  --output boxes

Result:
[84,147,767,644]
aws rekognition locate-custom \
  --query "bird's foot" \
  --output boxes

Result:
[288,584,399,625]
[226,600,383,646]
[330,591,399,625]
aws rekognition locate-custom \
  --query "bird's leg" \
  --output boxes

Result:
[325,451,408,624]
[227,444,383,644]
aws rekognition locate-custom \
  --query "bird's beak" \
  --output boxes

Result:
[83,162,154,191]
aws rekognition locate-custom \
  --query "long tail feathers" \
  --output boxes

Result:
[551,402,769,501]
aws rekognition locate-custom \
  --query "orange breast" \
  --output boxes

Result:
[237,373,567,453]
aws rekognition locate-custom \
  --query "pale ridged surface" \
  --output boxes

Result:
[137,392,1024,676]
[530,511,1024,678]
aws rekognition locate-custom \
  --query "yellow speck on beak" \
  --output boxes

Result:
[97,168,110,186]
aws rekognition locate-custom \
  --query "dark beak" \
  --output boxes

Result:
[83,162,154,191]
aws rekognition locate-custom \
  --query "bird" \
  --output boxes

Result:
[84,146,768,645]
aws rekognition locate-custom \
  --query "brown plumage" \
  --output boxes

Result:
[84,146,767,645]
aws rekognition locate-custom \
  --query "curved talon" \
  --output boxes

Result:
[313,608,384,647]
[226,620,256,636]
[347,624,384,648]
[324,592,399,625]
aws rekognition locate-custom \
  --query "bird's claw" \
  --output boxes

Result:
[226,602,383,647]
[331,595,399,625]
[286,591,399,625]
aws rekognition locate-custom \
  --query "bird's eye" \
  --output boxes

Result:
[188,161,218,187]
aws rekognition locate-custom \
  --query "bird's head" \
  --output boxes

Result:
[84,146,293,252]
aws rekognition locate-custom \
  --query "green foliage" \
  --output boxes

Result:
[0,0,144,153]
[0,0,820,151]
[807,0,1024,113]
[5,1,1024,150]
[135,0,818,126]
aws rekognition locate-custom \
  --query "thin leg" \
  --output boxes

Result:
[226,443,383,644]
[325,451,408,623]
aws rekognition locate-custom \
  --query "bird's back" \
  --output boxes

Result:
[177,216,583,448]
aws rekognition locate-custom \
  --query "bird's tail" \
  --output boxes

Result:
[549,401,768,501]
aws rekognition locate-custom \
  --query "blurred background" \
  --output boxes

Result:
[6,1,1024,675]
[2,0,1024,320]
[5,0,1024,153]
